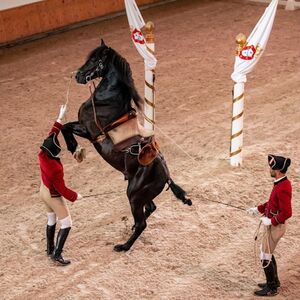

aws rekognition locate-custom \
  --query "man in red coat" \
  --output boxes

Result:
[39,104,82,265]
[248,154,292,297]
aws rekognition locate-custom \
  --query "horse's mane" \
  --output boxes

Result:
[109,48,143,109]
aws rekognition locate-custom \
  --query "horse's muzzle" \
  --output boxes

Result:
[75,71,87,84]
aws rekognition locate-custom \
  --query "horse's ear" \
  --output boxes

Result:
[100,39,105,46]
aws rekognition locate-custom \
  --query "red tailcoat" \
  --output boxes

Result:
[38,121,78,202]
[257,177,292,226]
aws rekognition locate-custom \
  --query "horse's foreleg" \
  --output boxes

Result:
[61,121,91,154]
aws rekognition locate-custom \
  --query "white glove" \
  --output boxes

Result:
[261,217,272,226]
[247,207,260,216]
[77,193,83,200]
[57,104,67,122]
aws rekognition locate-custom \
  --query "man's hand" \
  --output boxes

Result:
[57,104,67,122]
[261,216,272,226]
[247,207,260,216]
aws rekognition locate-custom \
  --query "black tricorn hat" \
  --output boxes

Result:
[40,133,61,158]
[268,154,291,173]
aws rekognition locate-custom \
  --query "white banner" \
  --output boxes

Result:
[231,0,279,83]
[124,0,157,70]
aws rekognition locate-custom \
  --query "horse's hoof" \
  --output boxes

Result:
[185,199,192,206]
[114,244,130,252]
[74,146,86,163]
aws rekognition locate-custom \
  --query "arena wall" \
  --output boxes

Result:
[0,0,165,47]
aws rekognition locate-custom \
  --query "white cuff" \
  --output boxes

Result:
[260,251,272,261]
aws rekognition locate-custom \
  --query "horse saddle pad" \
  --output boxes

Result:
[106,116,154,150]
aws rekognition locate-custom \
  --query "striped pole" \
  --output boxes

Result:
[230,83,244,166]
[144,21,155,130]
[230,33,246,166]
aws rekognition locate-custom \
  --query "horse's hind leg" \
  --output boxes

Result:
[144,200,156,219]
[114,161,167,252]
[130,199,155,231]
[114,197,146,252]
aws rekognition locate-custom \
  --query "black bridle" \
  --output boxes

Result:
[85,59,105,83]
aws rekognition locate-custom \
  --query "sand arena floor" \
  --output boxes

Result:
[0,0,300,299]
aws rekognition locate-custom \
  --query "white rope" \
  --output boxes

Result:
[254,221,272,277]
[154,124,200,164]
[65,71,75,106]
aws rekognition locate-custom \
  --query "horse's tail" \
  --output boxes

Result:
[167,179,192,206]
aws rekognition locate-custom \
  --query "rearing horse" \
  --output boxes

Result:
[62,39,192,252]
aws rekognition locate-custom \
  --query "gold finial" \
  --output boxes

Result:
[235,33,247,56]
[145,21,154,43]
[145,21,154,34]
[236,33,247,45]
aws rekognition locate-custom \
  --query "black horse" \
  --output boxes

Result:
[62,39,192,252]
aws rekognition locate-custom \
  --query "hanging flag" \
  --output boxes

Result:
[231,0,279,83]
[124,0,157,70]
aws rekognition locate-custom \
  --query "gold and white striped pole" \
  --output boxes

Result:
[144,21,155,130]
[230,33,246,167]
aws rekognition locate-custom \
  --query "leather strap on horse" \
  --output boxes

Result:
[91,94,105,135]
[88,82,105,140]
[103,110,137,133]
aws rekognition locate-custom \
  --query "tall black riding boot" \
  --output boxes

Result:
[46,224,56,256]
[257,255,281,288]
[272,255,280,288]
[255,260,278,296]
[51,227,71,266]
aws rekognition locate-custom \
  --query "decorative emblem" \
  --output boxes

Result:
[235,33,263,61]
[132,28,145,44]
[239,45,256,60]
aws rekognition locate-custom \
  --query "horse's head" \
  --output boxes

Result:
[76,39,142,109]
[75,39,111,84]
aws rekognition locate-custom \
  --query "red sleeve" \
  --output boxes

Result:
[48,121,63,136]
[271,187,292,226]
[52,170,78,202]
[257,202,267,214]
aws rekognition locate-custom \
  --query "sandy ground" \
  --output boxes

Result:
[0,0,300,299]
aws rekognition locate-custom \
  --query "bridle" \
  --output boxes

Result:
[74,50,110,137]
[85,59,105,83]
[83,56,108,139]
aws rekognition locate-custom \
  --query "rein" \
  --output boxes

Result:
[88,81,105,137]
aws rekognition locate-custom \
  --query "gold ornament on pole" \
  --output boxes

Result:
[235,33,247,55]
